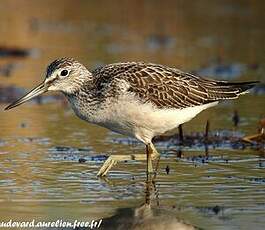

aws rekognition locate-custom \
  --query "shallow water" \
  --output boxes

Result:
[0,0,265,229]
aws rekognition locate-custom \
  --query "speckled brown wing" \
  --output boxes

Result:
[92,62,257,109]
[92,62,143,97]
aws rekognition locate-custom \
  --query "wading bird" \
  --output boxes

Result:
[5,58,257,176]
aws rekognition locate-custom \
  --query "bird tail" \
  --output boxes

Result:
[205,80,259,100]
[225,81,259,95]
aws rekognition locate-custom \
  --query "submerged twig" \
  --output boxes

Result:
[178,124,184,145]
[232,110,240,128]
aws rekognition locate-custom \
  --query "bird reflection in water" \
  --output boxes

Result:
[101,172,195,230]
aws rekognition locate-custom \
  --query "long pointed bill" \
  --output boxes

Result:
[4,82,49,110]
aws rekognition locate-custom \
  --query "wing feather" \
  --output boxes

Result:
[92,62,257,109]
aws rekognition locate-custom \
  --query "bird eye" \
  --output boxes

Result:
[60,69,68,76]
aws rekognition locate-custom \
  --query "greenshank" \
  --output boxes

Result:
[5,57,258,176]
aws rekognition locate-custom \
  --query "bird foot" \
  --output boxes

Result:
[97,154,133,177]
[97,153,160,177]
[97,156,118,177]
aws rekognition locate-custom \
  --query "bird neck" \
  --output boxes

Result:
[63,85,102,124]
[63,80,98,105]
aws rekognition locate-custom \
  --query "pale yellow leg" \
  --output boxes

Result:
[97,143,160,177]
[149,143,160,175]
[146,144,154,174]
[149,143,160,160]
[146,143,161,176]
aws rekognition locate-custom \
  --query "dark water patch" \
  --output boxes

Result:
[178,155,229,165]
[78,158,87,163]
[78,155,107,163]
[90,155,108,162]
[224,175,265,185]
[0,46,37,58]
[49,146,92,153]
[179,154,209,165]
[257,161,265,168]
[177,154,262,167]
[155,129,264,152]
[48,146,107,162]
[248,177,265,184]
[196,205,225,216]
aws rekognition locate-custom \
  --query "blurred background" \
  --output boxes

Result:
[0,1,264,229]
[1,0,264,87]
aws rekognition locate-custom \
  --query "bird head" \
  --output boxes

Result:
[5,57,90,110]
